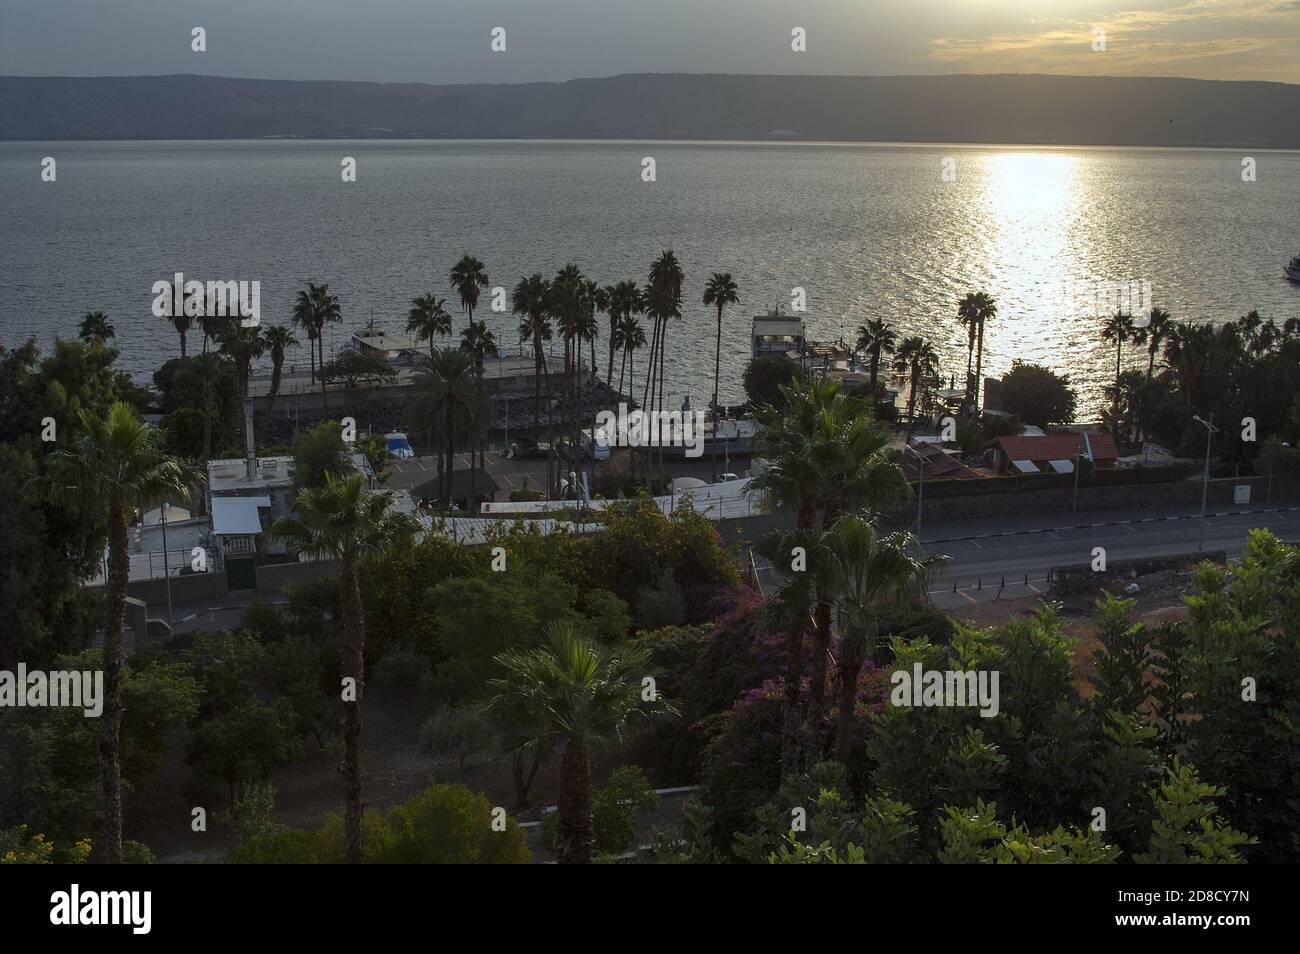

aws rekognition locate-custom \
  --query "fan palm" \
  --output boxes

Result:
[262,325,298,417]
[703,272,740,418]
[450,255,489,335]
[408,348,489,510]
[487,622,676,863]
[215,322,266,451]
[605,280,642,387]
[1141,307,1172,379]
[44,402,197,863]
[957,292,996,410]
[1101,310,1137,429]
[854,317,896,393]
[512,274,552,432]
[407,294,453,359]
[823,515,945,762]
[269,474,417,864]
[79,311,115,346]
[893,336,941,442]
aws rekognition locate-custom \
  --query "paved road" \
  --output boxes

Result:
[753,502,1300,610]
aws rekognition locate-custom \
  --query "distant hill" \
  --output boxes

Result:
[2,73,1298,148]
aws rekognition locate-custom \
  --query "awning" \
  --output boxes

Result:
[211,495,271,535]
[1011,459,1040,474]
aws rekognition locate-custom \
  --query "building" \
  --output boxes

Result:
[352,327,417,361]
[992,433,1119,476]
[900,441,985,481]
[751,315,805,361]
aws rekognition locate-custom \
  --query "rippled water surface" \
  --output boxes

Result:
[3,140,1298,417]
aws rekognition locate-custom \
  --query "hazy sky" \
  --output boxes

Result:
[1,0,1296,84]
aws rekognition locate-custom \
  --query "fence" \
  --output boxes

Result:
[88,548,212,585]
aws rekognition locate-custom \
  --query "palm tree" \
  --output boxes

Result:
[194,351,224,462]
[644,251,684,480]
[1141,307,1172,379]
[406,294,453,359]
[550,265,589,487]
[703,272,740,421]
[586,280,607,383]
[79,311,115,346]
[487,622,675,863]
[893,336,941,442]
[459,320,498,377]
[269,474,417,864]
[957,292,997,411]
[450,255,489,335]
[215,322,266,451]
[614,314,645,396]
[263,325,298,417]
[854,318,896,394]
[1101,310,1137,428]
[45,403,195,863]
[512,274,552,433]
[1163,321,1214,417]
[408,348,488,510]
[293,282,341,388]
[605,280,642,387]
[755,525,822,778]
[750,379,911,754]
[823,515,944,762]
[164,309,192,358]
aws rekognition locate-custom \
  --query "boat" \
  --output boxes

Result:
[1286,256,1300,283]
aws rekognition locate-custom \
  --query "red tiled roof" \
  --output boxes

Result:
[996,433,1119,462]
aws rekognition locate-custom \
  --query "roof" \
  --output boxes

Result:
[995,433,1119,462]
[353,332,414,351]
[751,316,804,337]
[410,468,501,502]
[207,457,294,492]
[901,442,983,480]
[211,495,271,535]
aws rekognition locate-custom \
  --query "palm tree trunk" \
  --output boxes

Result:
[780,624,806,780]
[834,646,864,763]
[339,559,365,864]
[268,359,282,417]
[201,363,213,461]
[100,505,129,864]
[556,738,594,863]
[308,333,316,385]
[973,322,985,411]
[179,327,188,359]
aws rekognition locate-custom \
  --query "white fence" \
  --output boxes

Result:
[88,547,212,585]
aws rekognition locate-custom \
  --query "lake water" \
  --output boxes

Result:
[2,139,1298,419]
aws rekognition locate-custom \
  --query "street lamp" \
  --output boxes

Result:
[904,443,927,540]
[160,501,174,631]
[1192,414,1219,551]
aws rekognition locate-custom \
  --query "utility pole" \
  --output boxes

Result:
[161,501,174,632]
[1193,415,1219,551]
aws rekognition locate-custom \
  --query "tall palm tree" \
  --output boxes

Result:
[550,265,589,487]
[512,274,552,433]
[645,251,684,480]
[1101,310,1137,428]
[703,272,740,421]
[824,515,944,762]
[957,292,997,411]
[605,280,642,387]
[408,348,488,510]
[893,336,941,442]
[166,311,192,358]
[614,313,645,396]
[44,403,195,863]
[459,320,499,377]
[854,318,897,394]
[215,322,266,451]
[269,474,417,864]
[79,311,115,346]
[586,280,607,383]
[293,282,340,388]
[263,325,298,417]
[1141,307,1172,379]
[487,623,675,864]
[406,294,453,359]
[450,255,489,335]
[1163,321,1214,417]
[750,379,911,754]
[195,351,224,462]
[755,525,823,778]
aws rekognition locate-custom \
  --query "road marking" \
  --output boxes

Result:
[957,589,978,603]
[968,539,983,549]
[1027,582,1043,594]
[1121,523,1138,533]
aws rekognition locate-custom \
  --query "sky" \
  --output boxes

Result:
[1,0,1296,84]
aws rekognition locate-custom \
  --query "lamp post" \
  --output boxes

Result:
[904,443,926,541]
[160,501,174,631]
[1192,415,1219,551]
